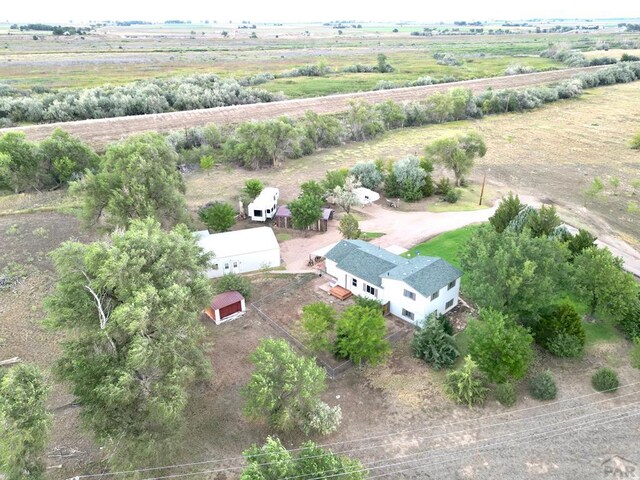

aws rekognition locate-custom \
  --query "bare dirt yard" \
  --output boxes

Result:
[1,66,610,149]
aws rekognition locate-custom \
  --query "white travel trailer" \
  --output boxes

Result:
[248,187,279,222]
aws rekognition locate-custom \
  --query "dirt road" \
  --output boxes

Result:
[1,66,609,150]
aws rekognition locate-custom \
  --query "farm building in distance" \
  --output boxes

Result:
[196,227,281,278]
[321,240,462,325]
[248,187,279,222]
[204,291,246,325]
[273,206,334,232]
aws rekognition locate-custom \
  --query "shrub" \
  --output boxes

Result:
[495,382,517,407]
[547,333,585,358]
[591,367,619,392]
[338,213,361,240]
[630,132,640,150]
[214,273,252,299]
[434,177,453,196]
[444,189,461,204]
[618,296,640,339]
[504,64,534,76]
[444,356,487,407]
[534,302,586,357]
[304,402,342,436]
[529,371,557,400]
[412,314,460,369]
[242,179,264,202]
[350,161,384,190]
[199,201,237,232]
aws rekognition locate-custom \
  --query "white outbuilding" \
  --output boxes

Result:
[248,187,279,222]
[196,226,281,278]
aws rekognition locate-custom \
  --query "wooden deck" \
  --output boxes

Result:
[329,285,353,301]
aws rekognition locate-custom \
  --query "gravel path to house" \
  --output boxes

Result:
[0,66,610,150]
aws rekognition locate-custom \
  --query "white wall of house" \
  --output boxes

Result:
[326,259,460,325]
[206,249,280,278]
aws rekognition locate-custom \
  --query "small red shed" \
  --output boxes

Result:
[204,291,246,325]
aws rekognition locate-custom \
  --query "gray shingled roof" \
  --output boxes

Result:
[324,240,462,297]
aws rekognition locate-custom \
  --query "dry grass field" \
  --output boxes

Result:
[185,81,640,243]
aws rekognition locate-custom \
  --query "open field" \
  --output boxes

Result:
[183,81,640,244]
[1,65,612,149]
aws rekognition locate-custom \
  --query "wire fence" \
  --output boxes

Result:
[251,274,411,379]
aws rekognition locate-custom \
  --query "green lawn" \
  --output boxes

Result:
[402,224,481,268]
[360,231,385,240]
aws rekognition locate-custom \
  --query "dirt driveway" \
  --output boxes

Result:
[279,198,640,277]
[279,202,498,271]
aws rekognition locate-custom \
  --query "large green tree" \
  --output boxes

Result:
[0,132,39,193]
[460,225,569,319]
[288,193,323,231]
[573,247,639,316]
[241,436,366,480]
[0,364,51,480]
[301,302,337,352]
[45,219,212,464]
[338,213,361,240]
[199,201,237,232]
[73,132,189,231]
[334,304,390,366]
[467,309,534,383]
[242,339,340,435]
[423,131,487,187]
[37,128,99,186]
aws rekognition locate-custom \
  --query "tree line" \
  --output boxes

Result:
[0,73,282,125]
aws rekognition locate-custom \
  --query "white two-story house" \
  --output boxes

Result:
[323,240,462,325]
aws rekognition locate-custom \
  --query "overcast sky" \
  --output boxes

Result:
[2,0,638,24]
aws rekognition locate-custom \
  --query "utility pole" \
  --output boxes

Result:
[478,168,490,206]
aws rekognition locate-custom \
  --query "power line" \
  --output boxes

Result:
[135,392,640,480]
[275,400,640,480]
[70,380,640,479]
[366,407,640,479]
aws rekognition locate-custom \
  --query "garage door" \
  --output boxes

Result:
[219,301,242,319]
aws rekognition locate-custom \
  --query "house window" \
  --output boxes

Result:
[212,264,219,270]
[431,290,440,301]
[446,299,454,309]
[402,309,414,321]
[403,289,416,300]
[224,263,230,270]
[448,280,457,290]
[352,278,358,287]
[365,284,376,296]
[233,262,238,268]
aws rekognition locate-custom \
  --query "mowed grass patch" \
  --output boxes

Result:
[402,224,481,268]
[584,320,622,345]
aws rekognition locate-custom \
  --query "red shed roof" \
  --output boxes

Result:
[211,291,244,311]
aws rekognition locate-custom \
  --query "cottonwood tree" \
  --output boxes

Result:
[0,132,39,193]
[460,225,569,319]
[467,309,534,383]
[241,437,366,480]
[573,246,638,317]
[301,110,345,148]
[334,304,390,366]
[288,193,323,231]
[424,131,487,187]
[199,201,237,232]
[45,219,212,465]
[301,302,337,352]
[37,128,99,186]
[73,132,189,231]
[242,339,341,435]
[0,364,51,480]
[346,101,385,141]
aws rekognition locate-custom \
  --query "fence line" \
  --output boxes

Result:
[250,273,412,379]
